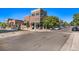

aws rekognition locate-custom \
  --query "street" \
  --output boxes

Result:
[0,31,70,51]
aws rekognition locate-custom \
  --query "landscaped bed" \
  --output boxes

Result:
[0,30,17,33]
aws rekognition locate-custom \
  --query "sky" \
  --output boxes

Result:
[0,8,79,23]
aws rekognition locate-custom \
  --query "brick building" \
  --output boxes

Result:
[24,8,47,29]
[6,18,24,29]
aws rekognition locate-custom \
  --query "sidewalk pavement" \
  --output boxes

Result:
[61,32,79,51]
[71,32,79,51]
[29,29,51,32]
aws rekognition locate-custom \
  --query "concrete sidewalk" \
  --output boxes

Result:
[28,29,51,32]
[71,32,79,51]
[61,32,79,51]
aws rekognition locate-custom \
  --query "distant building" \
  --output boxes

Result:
[24,8,47,29]
[6,18,24,29]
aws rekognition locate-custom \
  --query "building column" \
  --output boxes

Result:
[34,23,36,29]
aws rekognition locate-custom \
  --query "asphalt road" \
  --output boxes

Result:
[0,31,70,51]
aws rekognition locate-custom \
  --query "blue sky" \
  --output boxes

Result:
[0,8,79,23]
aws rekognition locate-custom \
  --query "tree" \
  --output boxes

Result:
[70,13,79,26]
[70,21,74,26]
[0,22,6,28]
[42,16,60,29]
[24,21,30,28]
[63,21,69,26]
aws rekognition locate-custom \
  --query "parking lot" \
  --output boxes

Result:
[0,30,70,51]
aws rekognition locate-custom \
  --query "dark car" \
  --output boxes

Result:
[72,26,79,31]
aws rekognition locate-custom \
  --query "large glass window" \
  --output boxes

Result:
[36,13,39,16]
[10,22,14,26]
[32,14,35,16]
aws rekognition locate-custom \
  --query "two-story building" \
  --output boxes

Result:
[24,8,47,29]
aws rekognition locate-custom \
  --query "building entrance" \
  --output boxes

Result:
[31,23,40,29]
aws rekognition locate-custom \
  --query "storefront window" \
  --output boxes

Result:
[36,13,39,16]
[32,14,35,16]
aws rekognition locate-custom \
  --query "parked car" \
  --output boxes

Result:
[72,26,79,31]
[0,26,4,30]
[60,26,65,29]
[54,27,61,30]
[11,28,18,31]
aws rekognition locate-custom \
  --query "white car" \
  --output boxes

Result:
[54,27,60,30]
